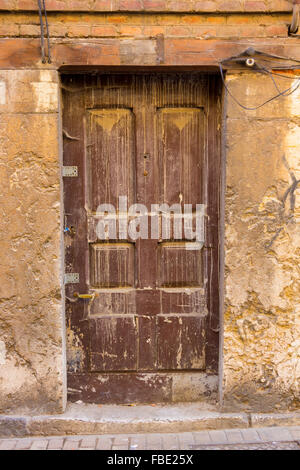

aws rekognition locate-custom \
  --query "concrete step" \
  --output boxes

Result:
[0,403,299,438]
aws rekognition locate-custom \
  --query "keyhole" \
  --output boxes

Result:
[144,154,149,176]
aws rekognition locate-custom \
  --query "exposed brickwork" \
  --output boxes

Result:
[0,0,294,13]
[0,12,292,39]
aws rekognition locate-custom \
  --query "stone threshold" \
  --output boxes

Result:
[0,403,299,438]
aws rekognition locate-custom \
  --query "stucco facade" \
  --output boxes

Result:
[223,72,300,411]
[0,69,66,414]
[0,0,299,415]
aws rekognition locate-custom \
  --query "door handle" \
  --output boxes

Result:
[73,292,97,300]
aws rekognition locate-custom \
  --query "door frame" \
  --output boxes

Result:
[60,67,224,403]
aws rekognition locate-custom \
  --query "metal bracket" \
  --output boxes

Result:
[64,273,79,284]
[63,166,78,177]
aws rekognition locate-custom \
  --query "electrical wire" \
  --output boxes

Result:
[37,0,46,64]
[254,62,300,96]
[42,0,52,64]
[38,0,51,64]
[219,57,300,111]
[221,47,300,66]
[250,59,300,80]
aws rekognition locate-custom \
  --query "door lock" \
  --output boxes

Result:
[144,154,150,176]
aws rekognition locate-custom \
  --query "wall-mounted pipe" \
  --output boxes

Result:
[289,4,299,34]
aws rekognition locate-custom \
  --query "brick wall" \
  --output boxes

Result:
[0,12,292,39]
[0,0,295,13]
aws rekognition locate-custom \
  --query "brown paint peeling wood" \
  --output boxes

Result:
[89,317,138,372]
[90,244,135,288]
[157,315,206,370]
[159,243,203,287]
[66,324,86,374]
[89,290,136,316]
[91,108,130,133]
[87,108,135,210]
[63,72,221,402]
[157,107,204,206]
[68,373,173,404]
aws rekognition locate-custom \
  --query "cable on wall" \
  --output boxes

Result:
[38,0,51,64]
[219,48,300,111]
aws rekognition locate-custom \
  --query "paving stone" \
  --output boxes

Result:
[96,437,113,450]
[178,432,195,450]
[1,425,299,451]
[162,433,179,450]
[225,429,244,443]
[290,428,300,440]
[130,435,146,450]
[80,437,98,448]
[47,438,65,450]
[15,439,33,450]
[113,436,130,446]
[269,428,294,441]
[192,431,211,445]
[241,428,261,442]
[146,434,163,450]
[257,427,293,442]
[30,439,49,450]
[209,430,228,444]
[63,439,80,450]
[0,440,17,450]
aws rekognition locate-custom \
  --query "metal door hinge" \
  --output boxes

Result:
[64,273,79,284]
[63,166,78,177]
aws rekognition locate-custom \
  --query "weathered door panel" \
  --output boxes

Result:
[63,73,221,403]
[90,243,135,288]
[157,107,204,206]
[157,315,206,370]
[87,108,135,211]
[89,316,138,372]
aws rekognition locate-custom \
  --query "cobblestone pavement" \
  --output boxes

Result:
[0,426,299,450]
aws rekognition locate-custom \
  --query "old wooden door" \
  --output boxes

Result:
[63,73,221,404]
